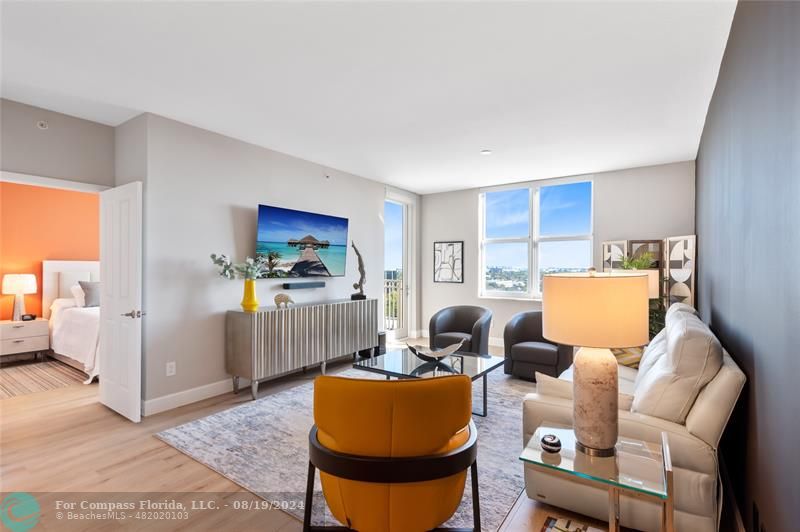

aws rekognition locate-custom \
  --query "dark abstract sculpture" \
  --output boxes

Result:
[351,241,366,300]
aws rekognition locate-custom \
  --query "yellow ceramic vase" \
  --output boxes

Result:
[241,279,259,312]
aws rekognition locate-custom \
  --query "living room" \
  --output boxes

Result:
[0,1,796,531]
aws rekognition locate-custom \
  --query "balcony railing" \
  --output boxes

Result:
[383,278,404,331]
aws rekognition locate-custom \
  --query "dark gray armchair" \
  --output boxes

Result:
[504,310,573,381]
[429,305,493,356]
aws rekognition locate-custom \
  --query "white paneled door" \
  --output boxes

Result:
[99,181,143,422]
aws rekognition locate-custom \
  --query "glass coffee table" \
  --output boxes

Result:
[520,424,674,532]
[353,348,504,417]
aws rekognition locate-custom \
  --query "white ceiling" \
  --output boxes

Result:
[1,1,735,194]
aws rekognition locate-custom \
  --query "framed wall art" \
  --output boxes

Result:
[628,239,664,270]
[433,241,464,283]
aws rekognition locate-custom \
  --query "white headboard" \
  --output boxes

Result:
[42,260,100,319]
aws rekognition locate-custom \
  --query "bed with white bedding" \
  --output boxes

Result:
[49,298,100,382]
[42,261,101,383]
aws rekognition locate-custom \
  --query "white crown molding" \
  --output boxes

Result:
[1,170,110,192]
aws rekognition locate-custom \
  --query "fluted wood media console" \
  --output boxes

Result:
[226,298,378,399]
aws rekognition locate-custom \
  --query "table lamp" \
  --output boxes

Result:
[542,271,648,456]
[2,274,38,321]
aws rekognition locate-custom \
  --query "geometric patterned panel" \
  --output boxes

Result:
[601,240,628,271]
[665,235,696,307]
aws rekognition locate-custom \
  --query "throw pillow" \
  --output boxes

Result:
[78,281,101,307]
[70,284,86,307]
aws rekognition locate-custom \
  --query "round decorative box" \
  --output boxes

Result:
[540,434,562,453]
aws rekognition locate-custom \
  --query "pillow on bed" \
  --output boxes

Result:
[78,281,101,307]
[71,285,86,307]
[59,271,91,298]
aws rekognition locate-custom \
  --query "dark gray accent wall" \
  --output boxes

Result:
[695,2,799,531]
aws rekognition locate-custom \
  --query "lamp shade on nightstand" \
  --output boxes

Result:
[542,272,648,455]
[2,274,38,321]
[2,274,37,296]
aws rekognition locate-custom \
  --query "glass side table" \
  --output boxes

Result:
[520,424,674,532]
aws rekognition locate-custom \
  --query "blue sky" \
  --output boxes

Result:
[384,201,403,270]
[484,182,592,269]
[257,205,349,245]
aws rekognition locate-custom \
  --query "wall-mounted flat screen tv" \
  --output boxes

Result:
[256,204,348,277]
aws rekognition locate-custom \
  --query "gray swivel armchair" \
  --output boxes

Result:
[429,305,493,356]
[504,310,573,380]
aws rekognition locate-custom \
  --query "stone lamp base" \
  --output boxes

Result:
[573,347,619,457]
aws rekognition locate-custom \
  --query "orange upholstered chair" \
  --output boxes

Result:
[303,375,480,532]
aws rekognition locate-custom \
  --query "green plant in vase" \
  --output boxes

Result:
[621,251,655,270]
[210,254,268,312]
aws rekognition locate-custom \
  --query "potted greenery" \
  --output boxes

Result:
[210,254,268,312]
[620,251,665,338]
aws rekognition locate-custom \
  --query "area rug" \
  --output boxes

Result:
[0,359,87,399]
[156,367,533,530]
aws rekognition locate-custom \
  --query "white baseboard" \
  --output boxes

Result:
[142,378,240,416]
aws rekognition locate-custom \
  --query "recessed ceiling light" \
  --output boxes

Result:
[480,149,492,155]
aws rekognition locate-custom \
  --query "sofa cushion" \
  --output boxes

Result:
[433,332,472,352]
[536,372,634,411]
[559,364,637,395]
[634,329,668,392]
[510,341,558,366]
[666,302,698,320]
[632,311,723,423]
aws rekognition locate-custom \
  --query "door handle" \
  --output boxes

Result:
[121,310,144,318]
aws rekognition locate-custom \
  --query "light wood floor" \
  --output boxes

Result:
[0,343,606,531]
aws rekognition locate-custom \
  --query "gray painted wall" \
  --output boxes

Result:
[695,2,800,531]
[1,99,115,186]
[118,114,401,401]
[420,161,695,340]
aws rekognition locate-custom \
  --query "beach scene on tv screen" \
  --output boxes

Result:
[256,205,348,277]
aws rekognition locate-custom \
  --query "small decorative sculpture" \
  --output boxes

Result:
[351,241,366,300]
[274,293,294,308]
[406,339,465,361]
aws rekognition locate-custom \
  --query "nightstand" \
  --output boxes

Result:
[0,318,50,359]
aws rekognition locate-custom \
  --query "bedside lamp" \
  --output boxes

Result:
[542,271,648,457]
[2,274,38,321]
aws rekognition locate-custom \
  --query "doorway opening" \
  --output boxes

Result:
[1,175,143,423]
[384,200,408,339]
[0,180,101,399]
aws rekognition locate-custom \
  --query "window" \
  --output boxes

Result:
[481,188,531,296]
[480,181,592,298]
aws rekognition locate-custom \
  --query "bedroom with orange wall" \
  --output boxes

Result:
[0,182,99,320]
